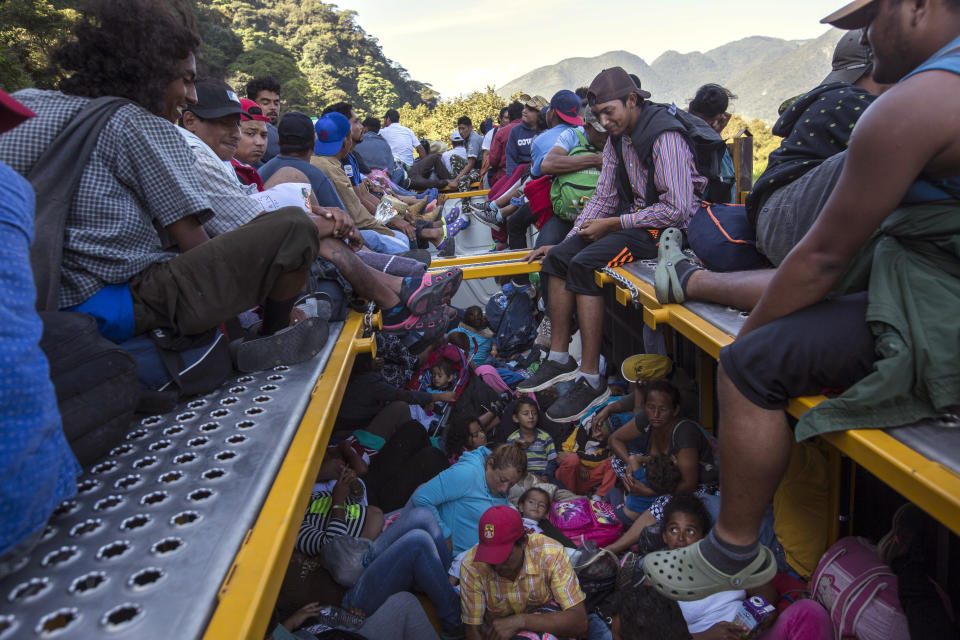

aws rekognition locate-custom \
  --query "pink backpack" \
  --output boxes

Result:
[812,537,909,640]
[548,498,622,547]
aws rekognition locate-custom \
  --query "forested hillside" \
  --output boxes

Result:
[0,0,436,115]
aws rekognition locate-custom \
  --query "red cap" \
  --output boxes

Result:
[475,506,525,564]
[240,98,270,122]
[0,90,36,134]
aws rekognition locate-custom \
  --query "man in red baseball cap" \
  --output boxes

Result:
[644,0,960,609]
[459,505,587,640]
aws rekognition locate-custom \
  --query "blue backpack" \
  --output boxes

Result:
[484,283,538,359]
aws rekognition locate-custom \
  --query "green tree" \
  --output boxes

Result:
[0,0,74,91]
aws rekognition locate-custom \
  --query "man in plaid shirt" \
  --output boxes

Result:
[460,506,588,640]
[521,66,707,424]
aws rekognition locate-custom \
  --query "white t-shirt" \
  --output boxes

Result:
[380,122,420,167]
[441,147,467,173]
[678,589,745,634]
[481,128,496,152]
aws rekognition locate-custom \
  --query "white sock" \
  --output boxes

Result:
[580,373,602,389]
[548,350,569,363]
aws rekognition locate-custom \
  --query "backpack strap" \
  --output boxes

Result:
[27,96,132,311]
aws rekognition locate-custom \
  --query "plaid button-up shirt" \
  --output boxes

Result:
[0,89,212,308]
[569,130,707,239]
[459,533,585,626]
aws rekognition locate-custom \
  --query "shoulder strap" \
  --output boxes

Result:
[27,96,131,311]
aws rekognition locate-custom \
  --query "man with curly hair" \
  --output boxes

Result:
[0,0,329,370]
[245,76,281,164]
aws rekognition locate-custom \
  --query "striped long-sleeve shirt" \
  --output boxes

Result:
[568,131,706,239]
[295,490,368,556]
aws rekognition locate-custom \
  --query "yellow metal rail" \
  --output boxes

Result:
[203,312,376,640]
[441,188,489,199]
[601,264,960,536]
[432,250,542,280]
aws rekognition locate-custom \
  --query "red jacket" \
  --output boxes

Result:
[486,121,520,186]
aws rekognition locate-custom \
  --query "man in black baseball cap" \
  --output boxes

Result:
[181,78,245,162]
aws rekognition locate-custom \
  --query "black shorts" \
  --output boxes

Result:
[719,292,876,411]
[540,227,658,296]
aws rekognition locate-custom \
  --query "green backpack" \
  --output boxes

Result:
[550,128,601,222]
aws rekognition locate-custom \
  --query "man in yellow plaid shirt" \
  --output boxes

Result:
[460,505,588,640]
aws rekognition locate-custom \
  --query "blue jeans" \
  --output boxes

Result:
[700,494,792,573]
[343,529,460,630]
[366,505,451,569]
[588,613,614,640]
[360,229,411,255]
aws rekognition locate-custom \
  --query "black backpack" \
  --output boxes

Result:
[614,102,732,209]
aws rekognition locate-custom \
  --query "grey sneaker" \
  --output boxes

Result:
[517,355,579,392]
[231,298,332,372]
[546,377,611,422]
[464,200,501,228]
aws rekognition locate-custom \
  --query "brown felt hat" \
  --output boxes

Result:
[586,67,651,106]
[821,0,877,29]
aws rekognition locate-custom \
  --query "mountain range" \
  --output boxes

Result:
[497,29,845,123]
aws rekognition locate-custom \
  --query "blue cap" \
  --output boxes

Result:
[314,112,351,155]
[550,89,583,126]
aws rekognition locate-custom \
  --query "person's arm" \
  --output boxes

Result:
[410,461,475,539]
[608,418,642,469]
[564,138,619,240]
[167,216,210,252]
[460,552,486,638]
[488,128,507,170]
[488,603,588,640]
[739,72,955,338]
[673,447,700,493]
[454,156,478,180]
[415,143,427,159]
[540,145,603,175]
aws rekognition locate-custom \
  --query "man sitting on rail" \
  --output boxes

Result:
[644,0,960,601]
[0,1,328,368]
[655,30,891,311]
[520,67,708,423]
[446,116,483,192]
[176,85,465,333]
[380,108,426,170]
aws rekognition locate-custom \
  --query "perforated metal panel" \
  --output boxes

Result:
[622,259,748,336]
[0,321,344,640]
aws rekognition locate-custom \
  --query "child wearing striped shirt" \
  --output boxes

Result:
[506,398,557,482]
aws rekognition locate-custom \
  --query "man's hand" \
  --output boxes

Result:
[525,245,554,263]
[578,465,591,482]
[446,179,459,191]
[486,615,526,640]
[388,216,416,241]
[578,217,619,243]
[283,602,323,631]
[311,203,355,239]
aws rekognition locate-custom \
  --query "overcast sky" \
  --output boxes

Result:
[331,0,850,98]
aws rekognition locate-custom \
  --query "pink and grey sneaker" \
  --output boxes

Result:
[381,305,449,333]
[399,267,463,316]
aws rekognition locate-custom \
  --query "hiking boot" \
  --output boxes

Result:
[517,355,579,392]
[231,297,332,372]
[546,377,611,422]
[465,200,501,228]
[437,235,455,257]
